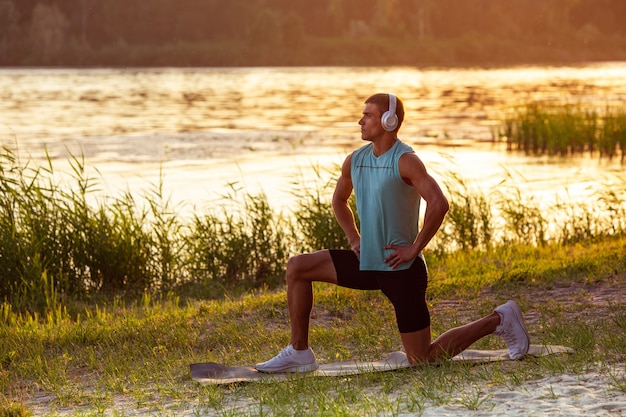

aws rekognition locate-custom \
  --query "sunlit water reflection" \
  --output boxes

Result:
[1,63,624,215]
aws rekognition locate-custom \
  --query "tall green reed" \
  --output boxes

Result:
[288,164,356,252]
[0,147,73,312]
[556,178,626,244]
[494,171,547,247]
[185,185,290,298]
[599,109,626,161]
[0,147,186,310]
[144,171,185,293]
[1,146,625,313]
[436,172,493,252]
[502,102,626,160]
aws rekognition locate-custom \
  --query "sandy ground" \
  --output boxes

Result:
[415,370,626,416]
[28,365,626,416]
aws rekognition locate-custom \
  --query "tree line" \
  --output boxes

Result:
[1,0,625,66]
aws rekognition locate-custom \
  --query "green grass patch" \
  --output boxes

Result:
[1,235,625,415]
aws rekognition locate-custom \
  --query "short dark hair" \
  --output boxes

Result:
[365,93,405,132]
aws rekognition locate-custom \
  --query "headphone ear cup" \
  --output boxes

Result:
[381,94,398,131]
[381,111,398,131]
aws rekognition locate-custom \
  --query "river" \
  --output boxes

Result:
[1,63,625,214]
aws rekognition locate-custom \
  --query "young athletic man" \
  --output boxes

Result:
[255,93,530,373]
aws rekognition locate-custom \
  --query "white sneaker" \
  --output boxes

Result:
[494,300,530,360]
[255,344,319,373]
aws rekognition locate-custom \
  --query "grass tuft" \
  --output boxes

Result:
[501,102,626,161]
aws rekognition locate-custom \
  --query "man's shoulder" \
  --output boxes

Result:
[354,142,373,153]
[398,149,428,179]
[395,139,415,154]
[351,142,373,160]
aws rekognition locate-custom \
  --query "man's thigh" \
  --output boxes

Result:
[289,249,339,284]
[378,257,430,333]
[329,249,381,290]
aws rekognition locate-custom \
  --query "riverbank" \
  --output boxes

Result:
[2,235,625,416]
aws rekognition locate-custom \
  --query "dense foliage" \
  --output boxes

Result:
[503,104,626,161]
[1,0,625,66]
[1,139,624,313]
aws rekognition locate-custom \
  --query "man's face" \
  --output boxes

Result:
[359,102,385,142]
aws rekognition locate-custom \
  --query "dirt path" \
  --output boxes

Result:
[434,273,626,327]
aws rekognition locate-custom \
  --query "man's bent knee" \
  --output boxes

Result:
[285,255,304,284]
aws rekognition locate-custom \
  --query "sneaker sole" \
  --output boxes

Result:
[255,363,319,374]
[508,300,530,358]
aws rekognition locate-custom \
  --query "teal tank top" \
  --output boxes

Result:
[351,140,422,271]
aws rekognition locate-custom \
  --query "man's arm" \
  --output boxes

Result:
[385,152,449,269]
[332,154,361,257]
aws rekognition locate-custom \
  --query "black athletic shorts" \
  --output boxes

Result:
[329,249,430,333]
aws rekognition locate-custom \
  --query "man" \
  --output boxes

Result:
[256,93,529,372]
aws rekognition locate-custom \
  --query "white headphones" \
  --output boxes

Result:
[381,93,398,132]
